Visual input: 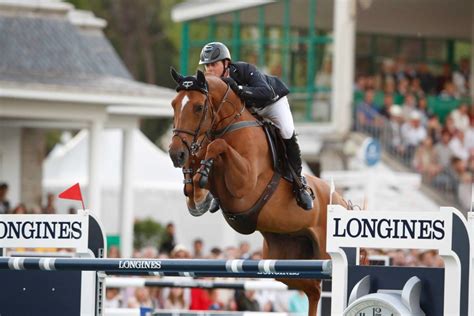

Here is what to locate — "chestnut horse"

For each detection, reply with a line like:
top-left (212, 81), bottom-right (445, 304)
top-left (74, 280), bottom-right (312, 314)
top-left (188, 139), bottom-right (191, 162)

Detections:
top-left (168, 69), bottom-right (347, 316)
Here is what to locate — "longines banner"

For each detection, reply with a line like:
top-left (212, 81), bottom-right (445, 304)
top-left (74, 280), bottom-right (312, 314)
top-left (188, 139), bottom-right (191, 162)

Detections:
top-left (0, 214), bottom-right (89, 250)
top-left (326, 205), bottom-right (453, 252)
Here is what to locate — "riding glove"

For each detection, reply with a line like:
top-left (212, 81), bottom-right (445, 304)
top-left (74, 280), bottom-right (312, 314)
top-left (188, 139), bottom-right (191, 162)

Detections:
top-left (222, 77), bottom-right (242, 96)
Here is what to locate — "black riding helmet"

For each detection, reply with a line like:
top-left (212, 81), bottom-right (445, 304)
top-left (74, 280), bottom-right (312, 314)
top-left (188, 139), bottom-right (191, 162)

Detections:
top-left (199, 42), bottom-right (231, 65)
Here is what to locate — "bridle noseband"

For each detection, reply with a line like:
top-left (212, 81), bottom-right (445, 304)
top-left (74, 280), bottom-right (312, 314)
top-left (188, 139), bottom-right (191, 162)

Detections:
top-left (172, 83), bottom-right (242, 157)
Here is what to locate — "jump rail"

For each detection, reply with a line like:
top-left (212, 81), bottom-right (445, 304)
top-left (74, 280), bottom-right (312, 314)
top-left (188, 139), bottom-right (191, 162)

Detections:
top-left (0, 257), bottom-right (332, 278)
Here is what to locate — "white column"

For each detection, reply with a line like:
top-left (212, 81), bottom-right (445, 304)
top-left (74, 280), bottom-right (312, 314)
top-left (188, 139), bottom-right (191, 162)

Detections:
top-left (88, 120), bottom-right (103, 218)
top-left (120, 128), bottom-right (135, 258)
top-left (331, 0), bottom-right (356, 135)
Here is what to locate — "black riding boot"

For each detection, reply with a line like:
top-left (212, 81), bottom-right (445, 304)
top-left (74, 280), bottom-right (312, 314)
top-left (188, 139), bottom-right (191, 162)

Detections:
top-left (284, 133), bottom-right (314, 210)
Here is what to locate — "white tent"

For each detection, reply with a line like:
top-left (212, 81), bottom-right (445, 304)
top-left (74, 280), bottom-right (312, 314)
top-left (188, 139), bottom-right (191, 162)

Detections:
top-left (43, 129), bottom-right (263, 253)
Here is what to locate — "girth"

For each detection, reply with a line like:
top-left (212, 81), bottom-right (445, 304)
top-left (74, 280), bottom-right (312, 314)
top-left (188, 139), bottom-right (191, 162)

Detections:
top-left (220, 171), bottom-right (281, 235)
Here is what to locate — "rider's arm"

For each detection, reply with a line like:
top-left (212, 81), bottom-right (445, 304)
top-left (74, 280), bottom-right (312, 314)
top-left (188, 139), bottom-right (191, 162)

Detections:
top-left (231, 63), bottom-right (276, 101)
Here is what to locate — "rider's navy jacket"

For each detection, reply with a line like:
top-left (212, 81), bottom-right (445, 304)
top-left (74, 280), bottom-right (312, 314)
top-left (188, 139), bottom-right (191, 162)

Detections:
top-left (229, 62), bottom-right (290, 109)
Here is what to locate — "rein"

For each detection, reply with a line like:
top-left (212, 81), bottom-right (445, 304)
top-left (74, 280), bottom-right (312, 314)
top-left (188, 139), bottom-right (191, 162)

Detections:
top-left (172, 82), bottom-right (257, 193)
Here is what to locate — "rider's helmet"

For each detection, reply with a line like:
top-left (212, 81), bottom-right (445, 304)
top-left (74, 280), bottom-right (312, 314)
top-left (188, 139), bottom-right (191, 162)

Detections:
top-left (199, 42), bottom-right (231, 65)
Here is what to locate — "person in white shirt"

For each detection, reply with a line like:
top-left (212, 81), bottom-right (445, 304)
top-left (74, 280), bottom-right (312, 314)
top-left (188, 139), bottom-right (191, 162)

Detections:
top-left (464, 117), bottom-right (474, 151)
top-left (450, 103), bottom-right (470, 132)
top-left (402, 111), bottom-right (427, 147)
top-left (449, 130), bottom-right (470, 162)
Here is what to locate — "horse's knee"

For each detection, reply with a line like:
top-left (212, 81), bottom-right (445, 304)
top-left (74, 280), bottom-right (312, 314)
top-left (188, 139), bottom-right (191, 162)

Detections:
top-left (206, 139), bottom-right (227, 158)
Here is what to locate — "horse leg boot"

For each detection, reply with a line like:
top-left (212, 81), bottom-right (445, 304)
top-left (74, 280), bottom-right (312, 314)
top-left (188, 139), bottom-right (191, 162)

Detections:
top-left (284, 133), bottom-right (315, 210)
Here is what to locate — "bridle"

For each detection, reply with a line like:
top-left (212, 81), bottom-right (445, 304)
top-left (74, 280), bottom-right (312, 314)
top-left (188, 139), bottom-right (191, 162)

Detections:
top-left (172, 83), bottom-right (244, 158)
top-left (172, 82), bottom-right (245, 194)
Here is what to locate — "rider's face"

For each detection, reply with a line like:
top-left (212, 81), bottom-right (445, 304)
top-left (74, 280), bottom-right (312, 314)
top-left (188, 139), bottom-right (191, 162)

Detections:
top-left (204, 61), bottom-right (226, 77)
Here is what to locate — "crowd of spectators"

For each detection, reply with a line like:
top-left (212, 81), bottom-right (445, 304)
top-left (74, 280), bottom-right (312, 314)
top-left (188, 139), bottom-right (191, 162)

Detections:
top-left (355, 57), bottom-right (473, 209)
top-left (0, 182), bottom-right (73, 215)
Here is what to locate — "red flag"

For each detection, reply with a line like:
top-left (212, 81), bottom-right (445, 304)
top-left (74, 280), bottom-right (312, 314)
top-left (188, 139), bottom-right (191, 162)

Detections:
top-left (58, 183), bottom-right (85, 210)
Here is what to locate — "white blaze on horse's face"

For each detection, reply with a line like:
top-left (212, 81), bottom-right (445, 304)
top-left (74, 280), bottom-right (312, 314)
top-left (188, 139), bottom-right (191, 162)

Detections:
top-left (181, 95), bottom-right (189, 111)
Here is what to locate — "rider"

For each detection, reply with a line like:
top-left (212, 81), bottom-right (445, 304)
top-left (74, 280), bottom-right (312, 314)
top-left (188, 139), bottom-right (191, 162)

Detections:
top-left (199, 42), bottom-right (314, 210)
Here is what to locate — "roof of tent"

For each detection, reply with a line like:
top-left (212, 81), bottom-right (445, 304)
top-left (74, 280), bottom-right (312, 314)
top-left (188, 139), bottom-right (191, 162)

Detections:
top-left (43, 129), bottom-right (182, 189)
top-left (172, 0), bottom-right (473, 40)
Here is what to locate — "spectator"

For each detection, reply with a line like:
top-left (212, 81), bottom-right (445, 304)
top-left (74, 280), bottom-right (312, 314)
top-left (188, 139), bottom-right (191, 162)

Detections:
top-left (141, 246), bottom-right (158, 259)
top-left (418, 250), bottom-right (440, 267)
top-left (433, 130), bottom-right (454, 168)
top-left (354, 75), bottom-right (367, 92)
top-left (42, 193), bottom-right (56, 214)
top-left (417, 63), bottom-right (436, 94)
top-left (396, 77), bottom-right (410, 96)
top-left (378, 94), bottom-right (394, 119)
top-left (426, 114), bottom-right (442, 143)
top-left (453, 58), bottom-right (470, 97)
top-left (159, 222), bottom-right (176, 255)
top-left (433, 156), bottom-right (466, 194)
top-left (409, 78), bottom-right (425, 99)
top-left (450, 103), bottom-right (470, 132)
top-left (436, 63), bottom-right (453, 94)
top-left (127, 288), bottom-right (153, 308)
top-left (416, 97), bottom-right (430, 126)
top-left (444, 116), bottom-right (457, 136)
top-left (464, 116), bottom-right (474, 151)
top-left (224, 246), bottom-right (239, 259)
top-left (386, 105), bottom-right (405, 154)
top-left (239, 241), bottom-right (251, 259)
top-left (12, 203), bottom-right (28, 214)
top-left (190, 287), bottom-right (211, 310)
top-left (0, 182), bottom-right (10, 214)
top-left (235, 290), bottom-right (260, 311)
top-left (377, 58), bottom-right (396, 90)
top-left (193, 238), bottom-right (204, 258)
top-left (107, 246), bottom-right (121, 258)
top-left (449, 130), bottom-right (469, 162)
top-left (164, 287), bottom-right (188, 310)
top-left (209, 247), bottom-right (223, 259)
top-left (288, 290), bottom-right (309, 315)
top-left (439, 81), bottom-right (459, 100)
top-left (170, 244), bottom-right (191, 259)
top-left (104, 287), bottom-right (123, 308)
top-left (401, 111), bottom-right (427, 158)
top-left (356, 89), bottom-right (384, 136)
top-left (401, 94), bottom-right (417, 121)
top-left (413, 137), bottom-right (441, 179)
top-left (208, 289), bottom-right (225, 310)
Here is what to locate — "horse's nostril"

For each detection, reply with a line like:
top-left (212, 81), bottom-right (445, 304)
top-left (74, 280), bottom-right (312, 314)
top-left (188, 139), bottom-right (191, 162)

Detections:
top-left (179, 151), bottom-right (185, 161)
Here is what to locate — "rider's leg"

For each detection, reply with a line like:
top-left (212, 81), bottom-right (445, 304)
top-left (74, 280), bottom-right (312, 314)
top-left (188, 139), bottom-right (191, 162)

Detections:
top-left (254, 97), bottom-right (314, 210)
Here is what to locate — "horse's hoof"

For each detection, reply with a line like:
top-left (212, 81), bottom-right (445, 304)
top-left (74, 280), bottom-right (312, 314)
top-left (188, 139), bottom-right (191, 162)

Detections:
top-left (198, 175), bottom-right (208, 188)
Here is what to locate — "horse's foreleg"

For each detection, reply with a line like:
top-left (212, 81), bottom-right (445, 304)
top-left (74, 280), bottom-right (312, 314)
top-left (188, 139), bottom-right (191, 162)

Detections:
top-left (198, 139), bottom-right (257, 198)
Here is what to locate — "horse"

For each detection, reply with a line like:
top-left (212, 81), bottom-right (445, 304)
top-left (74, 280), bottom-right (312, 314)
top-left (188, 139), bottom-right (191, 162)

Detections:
top-left (168, 68), bottom-right (348, 316)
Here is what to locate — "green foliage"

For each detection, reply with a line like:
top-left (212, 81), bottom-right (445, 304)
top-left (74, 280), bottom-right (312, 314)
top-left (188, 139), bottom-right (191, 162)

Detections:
top-left (133, 217), bottom-right (164, 250)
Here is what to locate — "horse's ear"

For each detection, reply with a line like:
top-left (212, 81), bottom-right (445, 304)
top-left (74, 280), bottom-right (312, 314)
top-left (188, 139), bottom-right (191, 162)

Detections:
top-left (170, 67), bottom-right (183, 84)
top-left (196, 70), bottom-right (206, 87)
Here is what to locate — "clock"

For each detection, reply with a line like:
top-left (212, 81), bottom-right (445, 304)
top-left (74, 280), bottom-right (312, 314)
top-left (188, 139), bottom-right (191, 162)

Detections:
top-left (343, 276), bottom-right (425, 316)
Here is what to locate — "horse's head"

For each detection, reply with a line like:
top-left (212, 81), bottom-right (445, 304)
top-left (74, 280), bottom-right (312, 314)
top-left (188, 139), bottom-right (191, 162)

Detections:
top-left (168, 67), bottom-right (237, 168)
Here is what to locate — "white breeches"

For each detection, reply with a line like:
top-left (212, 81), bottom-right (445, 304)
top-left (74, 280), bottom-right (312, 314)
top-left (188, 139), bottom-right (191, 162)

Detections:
top-left (253, 96), bottom-right (295, 139)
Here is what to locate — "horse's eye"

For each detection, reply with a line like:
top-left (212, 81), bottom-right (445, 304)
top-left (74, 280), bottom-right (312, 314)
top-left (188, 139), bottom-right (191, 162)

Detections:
top-left (195, 104), bottom-right (204, 113)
